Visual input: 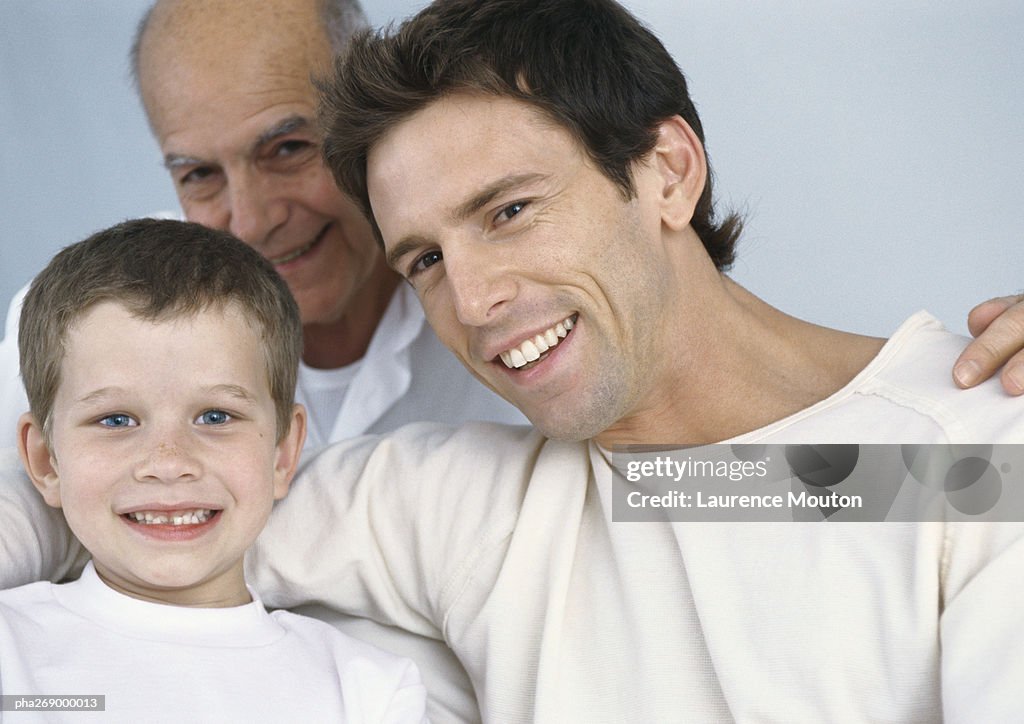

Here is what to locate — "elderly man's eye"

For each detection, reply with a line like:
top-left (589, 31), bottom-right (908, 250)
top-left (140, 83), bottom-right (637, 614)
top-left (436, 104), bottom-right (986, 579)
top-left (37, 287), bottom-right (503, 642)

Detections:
top-left (275, 139), bottom-right (313, 157)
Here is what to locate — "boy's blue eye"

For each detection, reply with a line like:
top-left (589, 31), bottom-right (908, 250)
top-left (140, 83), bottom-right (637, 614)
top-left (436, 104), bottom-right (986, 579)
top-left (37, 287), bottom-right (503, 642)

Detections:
top-left (99, 414), bottom-right (136, 428)
top-left (196, 410), bottom-right (231, 425)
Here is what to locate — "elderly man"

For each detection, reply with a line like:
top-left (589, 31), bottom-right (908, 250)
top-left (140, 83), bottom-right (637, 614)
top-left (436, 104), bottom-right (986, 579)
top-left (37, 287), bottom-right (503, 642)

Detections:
top-left (1, 1), bottom-right (1023, 722)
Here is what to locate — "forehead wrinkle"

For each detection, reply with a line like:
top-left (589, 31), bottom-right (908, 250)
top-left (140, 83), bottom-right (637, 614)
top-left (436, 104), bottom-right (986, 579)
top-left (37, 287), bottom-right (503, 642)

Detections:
top-left (139, 1), bottom-right (331, 129)
top-left (143, 0), bottom-right (326, 63)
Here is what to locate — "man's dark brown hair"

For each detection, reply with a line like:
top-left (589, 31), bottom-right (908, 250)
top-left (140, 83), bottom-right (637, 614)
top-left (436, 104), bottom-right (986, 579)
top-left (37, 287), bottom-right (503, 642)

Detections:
top-left (319, 0), bottom-right (742, 269)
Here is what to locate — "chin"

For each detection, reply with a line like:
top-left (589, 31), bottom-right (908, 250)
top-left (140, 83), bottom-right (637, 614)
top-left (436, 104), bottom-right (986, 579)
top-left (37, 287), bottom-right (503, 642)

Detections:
top-left (528, 411), bottom-right (605, 442)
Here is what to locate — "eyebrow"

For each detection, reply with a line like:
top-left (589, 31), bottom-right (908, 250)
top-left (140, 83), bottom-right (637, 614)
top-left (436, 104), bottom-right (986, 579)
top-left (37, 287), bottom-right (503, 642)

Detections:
top-left (164, 153), bottom-right (204, 171)
top-left (75, 386), bottom-right (128, 406)
top-left (451, 172), bottom-right (547, 223)
top-left (253, 114), bottom-right (311, 151)
top-left (385, 172), bottom-right (548, 270)
top-left (162, 114), bottom-right (313, 170)
top-left (203, 383), bottom-right (259, 402)
top-left (74, 384), bottom-right (259, 406)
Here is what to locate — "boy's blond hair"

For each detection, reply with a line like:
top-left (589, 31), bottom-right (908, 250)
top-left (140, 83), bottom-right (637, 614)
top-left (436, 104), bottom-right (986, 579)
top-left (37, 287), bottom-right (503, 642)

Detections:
top-left (19, 218), bottom-right (303, 440)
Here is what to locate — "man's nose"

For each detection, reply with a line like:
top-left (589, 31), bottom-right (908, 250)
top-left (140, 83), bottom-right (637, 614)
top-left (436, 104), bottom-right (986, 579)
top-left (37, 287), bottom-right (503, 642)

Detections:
top-left (444, 243), bottom-right (518, 328)
top-left (226, 171), bottom-right (289, 248)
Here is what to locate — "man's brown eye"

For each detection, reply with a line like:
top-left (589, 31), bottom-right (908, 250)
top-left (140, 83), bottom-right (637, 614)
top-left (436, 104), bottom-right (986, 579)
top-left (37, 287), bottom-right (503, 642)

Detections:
top-left (412, 251), bottom-right (443, 275)
top-left (496, 202), bottom-right (527, 223)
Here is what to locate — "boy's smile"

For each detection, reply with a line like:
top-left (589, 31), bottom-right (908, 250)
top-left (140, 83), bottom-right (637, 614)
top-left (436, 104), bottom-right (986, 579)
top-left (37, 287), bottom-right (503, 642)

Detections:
top-left (22, 301), bottom-right (304, 607)
top-left (121, 507), bottom-right (220, 540)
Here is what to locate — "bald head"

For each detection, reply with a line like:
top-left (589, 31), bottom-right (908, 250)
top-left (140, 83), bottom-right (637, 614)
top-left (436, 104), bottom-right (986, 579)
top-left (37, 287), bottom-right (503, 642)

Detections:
top-left (132, 0), bottom-right (367, 121)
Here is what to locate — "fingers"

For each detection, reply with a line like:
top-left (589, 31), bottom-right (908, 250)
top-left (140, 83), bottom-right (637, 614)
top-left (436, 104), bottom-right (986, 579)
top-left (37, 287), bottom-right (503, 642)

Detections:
top-left (954, 294), bottom-right (1024, 395)
top-left (999, 349), bottom-right (1024, 395)
top-left (966, 295), bottom-right (1020, 338)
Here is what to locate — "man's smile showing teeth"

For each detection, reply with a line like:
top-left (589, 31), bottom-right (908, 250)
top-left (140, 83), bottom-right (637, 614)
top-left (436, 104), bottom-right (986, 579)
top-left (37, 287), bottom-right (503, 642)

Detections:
top-left (268, 225), bottom-right (328, 265)
top-left (499, 314), bottom-right (576, 369)
top-left (125, 509), bottom-right (217, 526)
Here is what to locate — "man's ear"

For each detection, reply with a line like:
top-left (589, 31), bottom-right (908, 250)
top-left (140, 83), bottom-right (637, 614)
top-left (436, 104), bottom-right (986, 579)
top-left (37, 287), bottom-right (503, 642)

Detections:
top-left (272, 404), bottom-right (307, 500)
top-left (652, 115), bottom-right (708, 231)
top-left (17, 412), bottom-right (62, 509)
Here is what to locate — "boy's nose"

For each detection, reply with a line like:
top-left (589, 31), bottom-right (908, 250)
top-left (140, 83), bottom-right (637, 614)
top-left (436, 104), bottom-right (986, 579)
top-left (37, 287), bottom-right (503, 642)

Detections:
top-left (133, 437), bottom-right (201, 484)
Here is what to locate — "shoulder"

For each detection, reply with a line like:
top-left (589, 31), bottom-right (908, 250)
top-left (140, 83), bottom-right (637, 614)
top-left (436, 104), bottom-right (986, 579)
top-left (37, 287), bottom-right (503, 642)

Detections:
top-left (301, 421), bottom-right (551, 487)
top-left (272, 608), bottom-right (416, 669)
top-left (0, 580), bottom-right (56, 605)
top-left (270, 422), bottom-right (590, 586)
top-left (861, 312), bottom-right (1023, 442)
top-left (0, 580), bottom-right (59, 622)
top-left (294, 421), bottom-right (574, 531)
top-left (301, 421), bottom-right (589, 514)
top-left (268, 609), bottom-right (425, 700)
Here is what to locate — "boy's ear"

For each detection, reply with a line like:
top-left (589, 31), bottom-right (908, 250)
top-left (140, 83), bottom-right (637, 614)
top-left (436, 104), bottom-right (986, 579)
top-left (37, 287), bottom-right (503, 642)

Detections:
top-left (272, 404), bottom-right (307, 500)
top-left (652, 115), bottom-right (708, 231)
top-left (17, 412), bottom-right (62, 509)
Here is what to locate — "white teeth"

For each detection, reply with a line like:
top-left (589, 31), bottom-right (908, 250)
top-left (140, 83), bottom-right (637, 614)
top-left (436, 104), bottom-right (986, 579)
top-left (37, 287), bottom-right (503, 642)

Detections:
top-left (128, 509), bottom-right (213, 526)
top-left (498, 315), bottom-right (576, 369)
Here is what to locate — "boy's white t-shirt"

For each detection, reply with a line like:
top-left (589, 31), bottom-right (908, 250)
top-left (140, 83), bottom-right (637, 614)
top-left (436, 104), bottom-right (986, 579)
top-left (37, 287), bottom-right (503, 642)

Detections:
top-left (0, 562), bottom-right (427, 723)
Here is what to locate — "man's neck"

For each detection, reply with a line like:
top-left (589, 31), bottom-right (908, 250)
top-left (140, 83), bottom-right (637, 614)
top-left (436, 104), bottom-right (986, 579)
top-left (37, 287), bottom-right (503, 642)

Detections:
top-left (301, 266), bottom-right (401, 370)
top-left (598, 276), bottom-right (885, 448)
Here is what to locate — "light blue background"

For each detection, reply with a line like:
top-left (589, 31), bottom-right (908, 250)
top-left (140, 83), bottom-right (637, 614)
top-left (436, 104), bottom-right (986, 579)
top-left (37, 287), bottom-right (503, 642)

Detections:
top-left (2, 1), bottom-right (1021, 337)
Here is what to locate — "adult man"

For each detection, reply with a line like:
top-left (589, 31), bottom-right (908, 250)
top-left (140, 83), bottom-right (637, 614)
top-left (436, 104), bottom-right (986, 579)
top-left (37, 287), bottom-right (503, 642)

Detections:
top-left (256, 0), bottom-right (1017, 719)
top-left (0, 0), bottom-right (1023, 722)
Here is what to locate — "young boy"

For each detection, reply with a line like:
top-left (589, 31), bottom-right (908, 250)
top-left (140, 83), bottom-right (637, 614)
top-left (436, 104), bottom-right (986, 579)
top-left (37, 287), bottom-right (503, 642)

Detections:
top-left (0, 219), bottom-right (427, 722)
